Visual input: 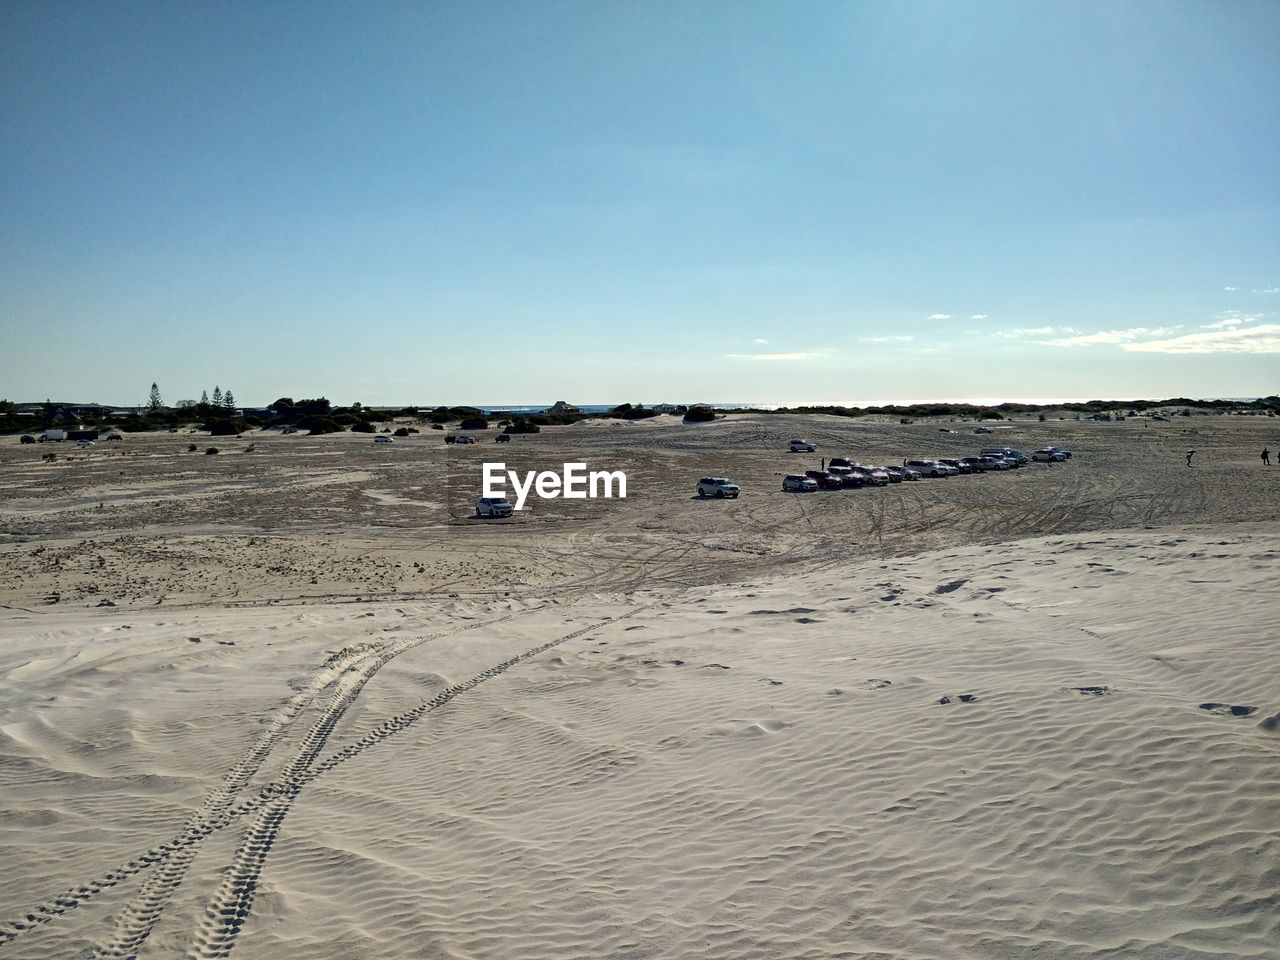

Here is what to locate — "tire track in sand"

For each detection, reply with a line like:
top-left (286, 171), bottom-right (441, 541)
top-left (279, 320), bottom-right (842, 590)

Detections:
top-left (183, 601), bottom-right (657, 960)
top-left (0, 612), bottom-right (520, 954)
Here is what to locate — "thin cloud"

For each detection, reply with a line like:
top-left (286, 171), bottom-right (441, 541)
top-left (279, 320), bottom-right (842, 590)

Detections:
top-left (858, 335), bottom-right (915, 343)
top-left (1045, 326), bottom-right (1181, 347)
top-left (727, 351), bottom-right (824, 361)
top-left (927, 313), bottom-right (951, 320)
top-left (751, 338), bottom-right (769, 344)
top-left (970, 314), bottom-right (989, 321)
top-left (1223, 286), bottom-right (1239, 292)
top-left (996, 326), bottom-right (1073, 338)
top-left (1122, 324), bottom-right (1280, 354)
top-left (1253, 287), bottom-right (1280, 294)
top-left (1200, 317), bottom-right (1245, 330)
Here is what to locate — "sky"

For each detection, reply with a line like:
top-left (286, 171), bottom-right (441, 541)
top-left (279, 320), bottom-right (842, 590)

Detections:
top-left (2, 0), bottom-right (1278, 407)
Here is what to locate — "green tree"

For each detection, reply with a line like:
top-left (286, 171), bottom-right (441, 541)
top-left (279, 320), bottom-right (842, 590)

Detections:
top-left (212, 386), bottom-right (223, 407)
top-left (147, 382), bottom-right (163, 412)
top-left (222, 389), bottom-right (236, 412)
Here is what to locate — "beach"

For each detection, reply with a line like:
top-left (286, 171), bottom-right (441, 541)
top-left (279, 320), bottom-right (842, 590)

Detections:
top-left (1, 413), bottom-right (1277, 959)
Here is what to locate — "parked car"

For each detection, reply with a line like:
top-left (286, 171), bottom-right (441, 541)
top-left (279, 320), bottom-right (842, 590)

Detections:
top-left (373, 435), bottom-right (393, 444)
top-left (860, 465), bottom-right (891, 486)
top-left (979, 455), bottom-right (1011, 470)
top-left (496, 434), bottom-right (511, 442)
top-left (974, 426), bottom-right (993, 434)
top-left (697, 477), bottom-right (741, 498)
top-left (899, 417), bottom-right (914, 424)
top-left (106, 433), bottom-right (123, 441)
top-left (903, 458), bottom-right (949, 478)
top-left (938, 458), bottom-right (972, 474)
top-left (981, 446), bottom-right (1028, 465)
top-left (828, 456), bottom-right (855, 470)
top-left (782, 474), bottom-right (819, 492)
top-left (76, 439), bottom-right (95, 448)
top-left (475, 496), bottom-right (514, 518)
top-left (959, 456), bottom-right (992, 471)
top-left (19, 435), bottom-right (35, 444)
top-left (898, 466), bottom-right (922, 480)
top-left (879, 465), bottom-right (904, 483)
top-left (456, 435), bottom-right (476, 444)
top-left (826, 466), bottom-right (863, 488)
top-left (1045, 446), bottom-right (1073, 459)
top-left (789, 439), bottom-right (817, 452)
top-left (803, 469), bottom-right (844, 490)
top-left (1032, 448), bottom-right (1068, 462)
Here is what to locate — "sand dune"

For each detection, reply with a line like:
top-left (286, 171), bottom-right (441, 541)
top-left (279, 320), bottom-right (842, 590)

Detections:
top-left (1, 522), bottom-right (1276, 959)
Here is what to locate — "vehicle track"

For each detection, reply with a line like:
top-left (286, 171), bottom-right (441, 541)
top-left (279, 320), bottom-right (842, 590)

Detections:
top-left (0, 612), bottom-right (521, 955)
top-left (182, 600), bottom-right (658, 959)
top-left (0, 602), bottom-right (653, 958)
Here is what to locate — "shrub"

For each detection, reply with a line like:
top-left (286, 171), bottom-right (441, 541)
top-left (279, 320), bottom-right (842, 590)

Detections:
top-left (393, 427), bottom-right (412, 437)
top-left (458, 416), bottom-right (488, 430)
top-left (299, 415), bottom-right (343, 435)
top-left (187, 443), bottom-right (197, 452)
top-left (205, 447), bottom-right (219, 455)
top-left (351, 421), bottom-right (375, 433)
top-left (206, 418), bottom-right (247, 436)
top-left (431, 423), bottom-right (444, 430)
top-left (683, 407), bottom-right (716, 423)
top-left (505, 417), bottom-right (540, 434)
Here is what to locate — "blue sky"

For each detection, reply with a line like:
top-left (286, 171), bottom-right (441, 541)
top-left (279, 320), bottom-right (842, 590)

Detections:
top-left (2, 1), bottom-right (1277, 406)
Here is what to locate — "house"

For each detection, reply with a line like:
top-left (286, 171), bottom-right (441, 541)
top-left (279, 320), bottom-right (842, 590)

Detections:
top-left (650, 403), bottom-right (679, 413)
top-left (546, 400), bottom-right (581, 415)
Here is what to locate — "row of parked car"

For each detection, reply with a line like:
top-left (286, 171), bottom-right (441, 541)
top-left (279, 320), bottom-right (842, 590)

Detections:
top-left (691, 445), bottom-right (1072, 498)
top-left (779, 446), bottom-right (1071, 492)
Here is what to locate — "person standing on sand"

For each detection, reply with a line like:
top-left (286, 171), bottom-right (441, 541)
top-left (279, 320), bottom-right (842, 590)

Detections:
top-left (1186, 450), bottom-right (1195, 467)
top-left (1264, 448), bottom-right (1271, 466)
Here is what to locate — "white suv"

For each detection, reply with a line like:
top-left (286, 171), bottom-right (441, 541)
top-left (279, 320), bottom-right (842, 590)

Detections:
top-left (697, 477), bottom-right (741, 498)
top-left (789, 439), bottom-right (816, 452)
top-left (475, 496), bottom-right (514, 518)
top-left (903, 458), bottom-right (949, 478)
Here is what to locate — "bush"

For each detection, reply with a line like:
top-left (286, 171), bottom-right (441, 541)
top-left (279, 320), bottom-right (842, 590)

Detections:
top-left (458, 416), bottom-right (488, 430)
top-left (505, 417), bottom-right (540, 434)
top-left (683, 407), bottom-right (717, 423)
top-left (205, 447), bottom-right (219, 455)
top-left (188, 443), bottom-right (198, 452)
top-left (206, 418), bottom-right (247, 436)
top-left (393, 427), bottom-right (414, 437)
top-left (299, 415), bottom-right (343, 435)
top-left (431, 423), bottom-right (444, 430)
top-left (351, 421), bottom-right (375, 433)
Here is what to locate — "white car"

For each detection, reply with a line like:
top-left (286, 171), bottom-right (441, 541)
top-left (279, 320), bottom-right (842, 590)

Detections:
top-left (475, 496), bottom-right (513, 518)
top-left (1032, 448), bottom-right (1067, 462)
top-left (76, 439), bottom-right (95, 448)
top-left (903, 458), bottom-right (949, 478)
top-left (373, 435), bottom-right (394, 444)
top-left (456, 435), bottom-right (476, 444)
top-left (1045, 446), bottom-right (1073, 459)
top-left (789, 439), bottom-right (817, 452)
top-left (782, 474), bottom-right (818, 492)
top-left (697, 477), bottom-right (740, 498)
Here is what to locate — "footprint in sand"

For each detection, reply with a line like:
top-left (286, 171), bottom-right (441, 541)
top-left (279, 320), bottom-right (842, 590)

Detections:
top-left (937, 694), bottom-right (979, 704)
top-left (933, 579), bottom-right (968, 594)
top-left (1199, 702), bottom-right (1258, 717)
top-left (1072, 685), bottom-right (1112, 696)
top-left (760, 677), bottom-right (783, 686)
top-left (864, 679), bottom-right (892, 689)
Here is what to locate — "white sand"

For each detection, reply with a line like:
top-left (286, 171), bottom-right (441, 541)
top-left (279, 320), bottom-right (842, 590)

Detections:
top-left (2, 523), bottom-right (1277, 959)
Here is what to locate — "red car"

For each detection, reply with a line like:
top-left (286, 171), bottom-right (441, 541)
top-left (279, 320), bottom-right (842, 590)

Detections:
top-left (804, 469), bottom-right (844, 490)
